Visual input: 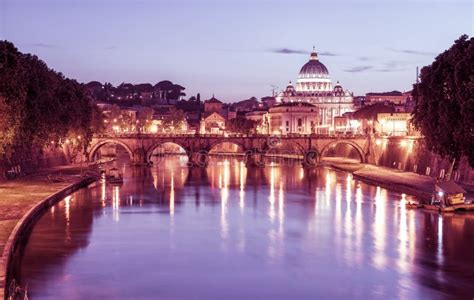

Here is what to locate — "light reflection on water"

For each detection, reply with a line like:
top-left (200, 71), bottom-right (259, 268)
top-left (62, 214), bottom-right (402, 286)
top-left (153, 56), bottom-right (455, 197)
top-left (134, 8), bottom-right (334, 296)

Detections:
top-left (17, 156), bottom-right (474, 299)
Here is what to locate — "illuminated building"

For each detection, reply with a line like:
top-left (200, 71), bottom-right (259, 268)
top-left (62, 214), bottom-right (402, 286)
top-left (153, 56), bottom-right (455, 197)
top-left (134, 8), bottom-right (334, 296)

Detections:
top-left (275, 47), bottom-right (355, 133)
top-left (200, 112), bottom-right (226, 134)
top-left (268, 102), bottom-right (318, 135)
top-left (376, 112), bottom-right (415, 136)
top-left (204, 96), bottom-right (223, 113)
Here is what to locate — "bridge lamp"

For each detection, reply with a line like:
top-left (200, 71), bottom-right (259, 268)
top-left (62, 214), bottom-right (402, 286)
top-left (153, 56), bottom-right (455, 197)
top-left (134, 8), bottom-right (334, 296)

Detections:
top-left (150, 124), bottom-right (158, 133)
top-left (400, 140), bottom-right (407, 147)
top-left (375, 139), bottom-right (382, 146)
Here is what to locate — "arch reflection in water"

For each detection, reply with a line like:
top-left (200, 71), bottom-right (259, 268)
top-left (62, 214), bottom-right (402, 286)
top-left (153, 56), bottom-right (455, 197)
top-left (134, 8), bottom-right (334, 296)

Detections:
top-left (17, 156), bottom-right (474, 299)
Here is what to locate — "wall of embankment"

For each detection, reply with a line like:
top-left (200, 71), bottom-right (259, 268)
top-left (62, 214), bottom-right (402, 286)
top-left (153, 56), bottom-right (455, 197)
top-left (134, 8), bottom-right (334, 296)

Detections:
top-left (0, 176), bottom-right (96, 299)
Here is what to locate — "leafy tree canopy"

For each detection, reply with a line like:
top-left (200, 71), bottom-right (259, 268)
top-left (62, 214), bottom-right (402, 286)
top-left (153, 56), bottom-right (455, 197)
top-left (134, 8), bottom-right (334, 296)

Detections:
top-left (412, 34), bottom-right (474, 167)
top-left (227, 117), bottom-right (257, 134)
top-left (0, 40), bottom-right (99, 160)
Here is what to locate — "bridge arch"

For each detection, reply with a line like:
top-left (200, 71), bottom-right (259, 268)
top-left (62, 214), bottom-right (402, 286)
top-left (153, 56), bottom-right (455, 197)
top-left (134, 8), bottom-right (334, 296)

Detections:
top-left (208, 140), bottom-right (246, 153)
top-left (146, 141), bottom-right (190, 164)
top-left (88, 139), bottom-right (134, 162)
top-left (265, 139), bottom-right (307, 156)
top-left (320, 140), bottom-right (366, 163)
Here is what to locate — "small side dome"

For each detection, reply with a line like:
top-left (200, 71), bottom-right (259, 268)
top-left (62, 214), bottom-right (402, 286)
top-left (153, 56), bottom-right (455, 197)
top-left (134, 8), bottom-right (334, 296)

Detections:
top-left (334, 81), bottom-right (344, 96)
top-left (286, 81), bottom-right (295, 90)
top-left (285, 81), bottom-right (295, 95)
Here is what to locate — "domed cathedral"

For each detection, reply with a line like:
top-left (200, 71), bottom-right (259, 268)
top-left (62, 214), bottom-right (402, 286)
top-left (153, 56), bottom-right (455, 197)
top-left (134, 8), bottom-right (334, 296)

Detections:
top-left (275, 47), bottom-right (354, 134)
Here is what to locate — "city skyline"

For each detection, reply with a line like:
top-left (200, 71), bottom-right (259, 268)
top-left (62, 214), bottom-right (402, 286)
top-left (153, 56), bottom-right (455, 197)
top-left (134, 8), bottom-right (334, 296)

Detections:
top-left (1, 0), bottom-right (472, 101)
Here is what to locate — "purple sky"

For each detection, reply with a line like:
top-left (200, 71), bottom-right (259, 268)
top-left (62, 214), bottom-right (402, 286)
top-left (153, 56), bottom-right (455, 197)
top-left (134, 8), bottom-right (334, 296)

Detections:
top-left (1, 0), bottom-right (472, 102)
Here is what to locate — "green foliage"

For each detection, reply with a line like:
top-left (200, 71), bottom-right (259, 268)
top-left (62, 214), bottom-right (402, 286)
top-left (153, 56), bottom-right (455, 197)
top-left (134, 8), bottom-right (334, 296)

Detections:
top-left (137, 107), bottom-right (154, 132)
top-left (227, 117), bottom-right (257, 134)
top-left (162, 109), bottom-right (186, 130)
top-left (0, 40), bottom-right (97, 159)
top-left (154, 80), bottom-right (186, 100)
top-left (412, 35), bottom-right (474, 167)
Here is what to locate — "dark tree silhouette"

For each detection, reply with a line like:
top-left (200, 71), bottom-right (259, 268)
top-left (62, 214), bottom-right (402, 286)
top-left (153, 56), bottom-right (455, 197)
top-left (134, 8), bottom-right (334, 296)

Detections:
top-left (0, 40), bottom-right (98, 159)
top-left (227, 117), bottom-right (257, 134)
top-left (412, 35), bottom-right (474, 171)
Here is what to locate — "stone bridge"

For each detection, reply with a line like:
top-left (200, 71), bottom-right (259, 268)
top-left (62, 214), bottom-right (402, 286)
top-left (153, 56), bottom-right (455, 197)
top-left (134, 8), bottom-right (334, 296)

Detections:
top-left (87, 134), bottom-right (380, 167)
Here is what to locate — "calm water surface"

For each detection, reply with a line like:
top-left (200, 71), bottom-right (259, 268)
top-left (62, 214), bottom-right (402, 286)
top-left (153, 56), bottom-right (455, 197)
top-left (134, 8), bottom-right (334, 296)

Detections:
top-left (18, 157), bottom-right (474, 299)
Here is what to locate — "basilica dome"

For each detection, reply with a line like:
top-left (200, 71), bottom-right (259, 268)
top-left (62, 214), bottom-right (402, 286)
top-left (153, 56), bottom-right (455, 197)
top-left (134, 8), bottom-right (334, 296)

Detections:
top-left (298, 51), bottom-right (329, 79)
top-left (296, 48), bottom-right (332, 93)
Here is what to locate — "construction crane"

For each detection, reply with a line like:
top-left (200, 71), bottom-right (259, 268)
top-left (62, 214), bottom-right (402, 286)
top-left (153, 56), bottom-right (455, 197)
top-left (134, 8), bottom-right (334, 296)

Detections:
top-left (270, 85), bottom-right (279, 97)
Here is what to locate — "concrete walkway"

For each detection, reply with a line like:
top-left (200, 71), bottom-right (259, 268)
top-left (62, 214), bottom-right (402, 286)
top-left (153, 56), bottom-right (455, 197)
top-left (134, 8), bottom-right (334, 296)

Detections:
top-left (0, 165), bottom-right (97, 298)
top-left (0, 166), bottom-right (91, 254)
top-left (327, 161), bottom-right (436, 199)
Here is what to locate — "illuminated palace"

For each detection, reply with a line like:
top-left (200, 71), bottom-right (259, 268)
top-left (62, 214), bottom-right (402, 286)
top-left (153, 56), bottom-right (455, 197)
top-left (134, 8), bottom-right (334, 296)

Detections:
top-left (274, 47), bottom-right (354, 134)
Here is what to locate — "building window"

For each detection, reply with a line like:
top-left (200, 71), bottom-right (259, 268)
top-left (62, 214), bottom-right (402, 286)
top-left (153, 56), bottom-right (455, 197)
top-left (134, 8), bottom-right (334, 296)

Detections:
top-left (298, 119), bottom-right (302, 126)
top-left (286, 121), bottom-right (289, 126)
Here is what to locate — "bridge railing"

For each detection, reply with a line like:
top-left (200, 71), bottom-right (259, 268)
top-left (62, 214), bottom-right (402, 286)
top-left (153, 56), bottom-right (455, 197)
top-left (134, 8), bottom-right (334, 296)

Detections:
top-left (93, 132), bottom-right (373, 139)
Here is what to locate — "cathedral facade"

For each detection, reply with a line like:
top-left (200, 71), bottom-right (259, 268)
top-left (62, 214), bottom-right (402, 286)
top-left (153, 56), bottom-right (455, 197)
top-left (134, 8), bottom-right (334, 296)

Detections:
top-left (275, 48), bottom-right (355, 134)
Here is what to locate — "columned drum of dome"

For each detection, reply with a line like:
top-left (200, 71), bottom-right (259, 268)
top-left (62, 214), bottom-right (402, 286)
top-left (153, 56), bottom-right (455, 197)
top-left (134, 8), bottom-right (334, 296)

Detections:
top-left (296, 50), bottom-right (332, 93)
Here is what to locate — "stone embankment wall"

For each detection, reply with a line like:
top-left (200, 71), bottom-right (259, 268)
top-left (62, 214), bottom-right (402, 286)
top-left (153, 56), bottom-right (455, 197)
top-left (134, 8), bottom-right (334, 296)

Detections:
top-left (0, 145), bottom-right (76, 179)
top-left (375, 139), bottom-right (473, 186)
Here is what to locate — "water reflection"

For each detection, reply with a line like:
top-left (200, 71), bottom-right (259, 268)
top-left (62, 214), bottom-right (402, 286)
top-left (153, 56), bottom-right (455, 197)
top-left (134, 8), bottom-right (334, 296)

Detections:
top-left (17, 156), bottom-right (474, 299)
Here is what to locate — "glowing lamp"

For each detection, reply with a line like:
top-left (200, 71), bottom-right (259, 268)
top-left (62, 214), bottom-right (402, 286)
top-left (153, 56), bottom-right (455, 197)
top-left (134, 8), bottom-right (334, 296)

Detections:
top-left (350, 120), bottom-right (360, 128)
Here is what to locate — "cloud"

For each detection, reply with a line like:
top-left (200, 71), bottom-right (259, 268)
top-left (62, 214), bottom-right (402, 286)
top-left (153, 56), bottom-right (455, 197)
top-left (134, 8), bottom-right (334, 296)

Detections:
top-left (376, 68), bottom-right (402, 72)
top-left (389, 48), bottom-right (435, 56)
top-left (344, 66), bottom-right (373, 73)
top-left (358, 56), bottom-right (372, 61)
top-left (318, 51), bottom-right (338, 57)
top-left (29, 42), bottom-right (55, 48)
top-left (270, 48), bottom-right (307, 54)
top-left (269, 48), bottom-right (339, 56)
top-left (375, 60), bottom-right (411, 72)
top-left (105, 45), bottom-right (118, 50)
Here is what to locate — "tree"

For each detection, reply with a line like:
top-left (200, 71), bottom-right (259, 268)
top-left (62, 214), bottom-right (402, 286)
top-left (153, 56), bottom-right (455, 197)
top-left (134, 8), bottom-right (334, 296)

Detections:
top-left (0, 40), bottom-right (95, 160)
top-left (137, 107), bottom-right (154, 132)
top-left (412, 35), bottom-right (474, 172)
top-left (227, 117), bottom-right (257, 134)
top-left (162, 109), bottom-right (186, 132)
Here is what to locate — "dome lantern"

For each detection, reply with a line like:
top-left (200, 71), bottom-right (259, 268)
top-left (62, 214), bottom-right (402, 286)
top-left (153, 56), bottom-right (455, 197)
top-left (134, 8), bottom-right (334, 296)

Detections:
top-left (309, 46), bottom-right (318, 61)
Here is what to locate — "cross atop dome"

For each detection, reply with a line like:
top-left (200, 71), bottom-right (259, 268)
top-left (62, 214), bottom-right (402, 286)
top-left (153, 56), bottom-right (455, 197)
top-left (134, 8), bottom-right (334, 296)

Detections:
top-left (310, 46), bottom-right (318, 61)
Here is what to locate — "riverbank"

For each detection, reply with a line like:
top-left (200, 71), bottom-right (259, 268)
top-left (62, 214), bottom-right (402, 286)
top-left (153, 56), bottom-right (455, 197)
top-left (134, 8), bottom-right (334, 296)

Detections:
top-left (0, 165), bottom-right (98, 299)
top-left (327, 161), bottom-right (434, 200)
top-left (326, 161), bottom-right (474, 202)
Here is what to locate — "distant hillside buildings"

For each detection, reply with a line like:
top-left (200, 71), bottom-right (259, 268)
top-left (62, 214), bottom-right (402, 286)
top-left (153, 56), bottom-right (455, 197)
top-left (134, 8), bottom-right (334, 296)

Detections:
top-left (86, 50), bottom-right (415, 137)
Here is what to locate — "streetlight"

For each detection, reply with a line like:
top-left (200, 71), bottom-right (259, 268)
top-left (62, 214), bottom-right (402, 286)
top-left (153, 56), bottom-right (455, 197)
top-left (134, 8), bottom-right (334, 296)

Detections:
top-left (379, 119), bottom-right (386, 135)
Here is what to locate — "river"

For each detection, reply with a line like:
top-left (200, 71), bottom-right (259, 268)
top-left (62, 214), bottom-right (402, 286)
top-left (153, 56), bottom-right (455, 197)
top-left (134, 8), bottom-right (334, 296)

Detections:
top-left (17, 156), bottom-right (474, 299)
